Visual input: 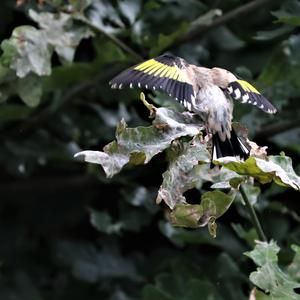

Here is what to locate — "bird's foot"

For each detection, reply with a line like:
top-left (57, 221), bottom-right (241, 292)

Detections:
top-left (201, 132), bottom-right (212, 144)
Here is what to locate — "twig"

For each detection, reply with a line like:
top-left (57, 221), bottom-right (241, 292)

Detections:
top-left (256, 120), bottom-right (300, 139)
top-left (170, 0), bottom-right (274, 49)
top-left (77, 15), bottom-right (143, 62)
top-left (240, 184), bottom-right (267, 242)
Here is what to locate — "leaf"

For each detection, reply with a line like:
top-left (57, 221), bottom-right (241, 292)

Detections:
top-left (74, 107), bottom-right (204, 178)
top-left (0, 104), bottom-right (32, 122)
top-left (287, 244), bottom-right (300, 281)
top-left (29, 9), bottom-right (93, 64)
top-left (68, 0), bottom-right (92, 12)
top-left (17, 74), bottom-right (42, 107)
top-left (215, 155), bottom-right (300, 190)
top-left (90, 210), bottom-right (122, 235)
top-left (245, 240), bottom-right (300, 299)
top-left (189, 8), bottom-right (222, 28)
top-left (231, 223), bottom-right (257, 247)
top-left (258, 35), bottom-right (300, 90)
top-left (170, 204), bottom-right (203, 228)
top-left (239, 182), bottom-right (261, 206)
top-left (254, 26), bottom-right (295, 41)
top-left (272, 0), bottom-right (300, 26)
top-left (0, 272), bottom-right (42, 300)
top-left (170, 190), bottom-right (236, 236)
top-left (90, 207), bottom-right (152, 234)
top-left (55, 240), bottom-right (142, 283)
top-left (149, 22), bottom-right (189, 56)
top-left (142, 274), bottom-right (224, 300)
top-left (1, 26), bottom-right (52, 77)
top-left (86, 0), bottom-right (125, 34)
top-left (201, 190), bottom-right (236, 220)
top-left (156, 137), bottom-right (210, 209)
top-left (210, 26), bottom-right (245, 51)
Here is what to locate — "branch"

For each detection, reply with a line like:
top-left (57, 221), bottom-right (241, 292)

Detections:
top-left (169, 0), bottom-right (274, 49)
top-left (256, 120), bottom-right (300, 139)
top-left (77, 15), bottom-right (144, 62)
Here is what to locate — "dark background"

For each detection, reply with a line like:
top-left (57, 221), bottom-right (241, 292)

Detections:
top-left (0, 0), bottom-right (300, 299)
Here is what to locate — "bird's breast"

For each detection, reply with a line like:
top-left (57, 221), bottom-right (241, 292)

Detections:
top-left (192, 85), bottom-right (233, 141)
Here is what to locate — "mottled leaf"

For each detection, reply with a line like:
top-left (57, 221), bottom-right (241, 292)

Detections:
top-left (75, 107), bottom-right (204, 178)
top-left (17, 74), bottom-right (42, 107)
top-left (156, 137), bottom-right (210, 209)
top-left (0, 25), bottom-right (51, 77)
top-left (245, 240), bottom-right (300, 299)
top-left (287, 244), bottom-right (300, 281)
top-left (29, 9), bottom-right (93, 64)
top-left (216, 155), bottom-right (300, 190)
top-left (170, 204), bottom-right (203, 228)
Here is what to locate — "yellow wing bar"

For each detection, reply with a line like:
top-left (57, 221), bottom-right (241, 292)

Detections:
top-left (109, 54), bottom-right (196, 110)
top-left (236, 79), bottom-right (260, 94)
top-left (134, 59), bottom-right (186, 82)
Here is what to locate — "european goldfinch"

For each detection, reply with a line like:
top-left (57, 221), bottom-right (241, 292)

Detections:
top-left (109, 54), bottom-right (277, 160)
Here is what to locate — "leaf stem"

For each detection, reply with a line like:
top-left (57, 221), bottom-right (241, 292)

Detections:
top-left (240, 184), bottom-right (267, 242)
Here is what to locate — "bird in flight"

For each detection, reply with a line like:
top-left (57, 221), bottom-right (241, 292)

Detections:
top-left (109, 54), bottom-right (277, 160)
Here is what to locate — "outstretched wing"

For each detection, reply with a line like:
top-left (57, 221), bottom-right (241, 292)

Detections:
top-left (227, 79), bottom-right (277, 114)
top-left (109, 54), bottom-right (196, 111)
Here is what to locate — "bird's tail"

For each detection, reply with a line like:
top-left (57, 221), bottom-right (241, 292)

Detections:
top-left (212, 129), bottom-right (250, 161)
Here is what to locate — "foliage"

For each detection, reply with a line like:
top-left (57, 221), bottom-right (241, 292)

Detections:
top-left (0, 0), bottom-right (300, 299)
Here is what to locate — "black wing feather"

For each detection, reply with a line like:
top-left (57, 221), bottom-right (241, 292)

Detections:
top-left (109, 54), bottom-right (196, 108)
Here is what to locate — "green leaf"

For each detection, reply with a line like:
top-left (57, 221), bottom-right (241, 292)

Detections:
top-left (245, 240), bottom-right (300, 299)
top-left (287, 244), bottom-right (300, 281)
top-left (17, 74), bottom-right (42, 107)
top-left (231, 223), bottom-right (257, 247)
top-left (56, 240), bottom-right (142, 283)
top-left (156, 137), bottom-right (210, 208)
top-left (90, 210), bottom-right (122, 235)
top-left (239, 181), bottom-right (261, 205)
top-left (272, 0), bottom-right (300, 26)
top-left (0, 104), bottom-right (32, 122)
top-left (201, 190), bottom-right (236, 220)
top-left (254, 26), bottom-right (295, 41)
top-left (170, 204), bottom-right (203, 228)
top-left (68, 0), bottom-right (92, 11)
top-left (74, 107), bottom-right (204, 178)
top-left (258, 35), bottom-right (300, 91)
top-left (215, 155), bottom-right (300, 190)
top-left (29, 9), bottom-right (93, 64)
top-left (90, 206), bottom-right (152, 235)
top-left (170, 190), bottom-right (235, 235)
top-left (142, 274), bottom-right (224, 300)
top-left (149, 22), bottom-right (189, 57)
top-left (1, 26), bottom-right (52, 77)
top-left (210, 167), bottom-right (244, 189)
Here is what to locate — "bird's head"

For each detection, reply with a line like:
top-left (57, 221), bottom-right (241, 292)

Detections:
top-left (211, 67), bottom-right (237, 88)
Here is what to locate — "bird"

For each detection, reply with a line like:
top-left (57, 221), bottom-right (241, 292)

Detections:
top-left (109, 54), bottom-right (277, 161)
